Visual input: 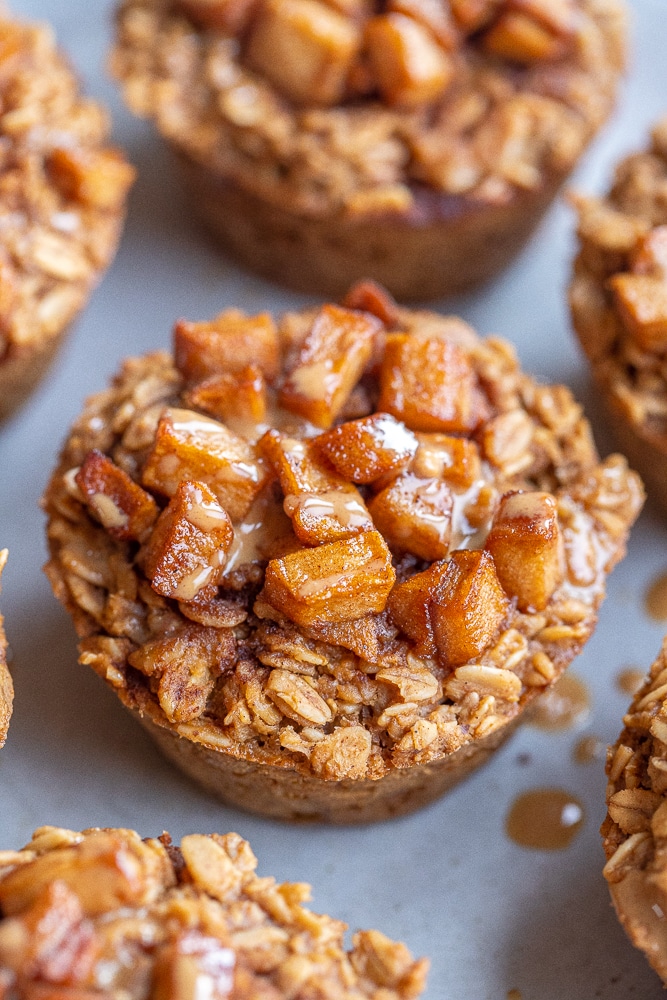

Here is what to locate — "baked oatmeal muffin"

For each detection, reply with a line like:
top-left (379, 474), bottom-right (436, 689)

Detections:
top-left (0, 824), bottom-right (428, 998)
top-left (601, 639), bottom-right (667, 985)
top-left (43, 284), bottom-right (643, 822)
top-left (570, 118), bottom-right (667, 515)
top-left (0, 550), bottom-right (11, 748)
top-left (111, 0), bottom-right (625, 300)
top-left (0, 14), bottom-right (135, 420)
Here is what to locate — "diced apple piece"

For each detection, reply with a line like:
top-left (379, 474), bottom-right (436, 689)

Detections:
top-left (279, 304), bottom-right (379, 429)
top-left (411, 434), bottom-right (481, 490)
top-left (142, 408), bottom-right (270, 521)
top-left (259, 429), bottom-right (350, 494)
top-left (47, 147), bottom-right (136, 210)
top-left (430, 550), bottom-right (508, 667)
top-left (315, 412), bottom-right (417, 483)
top-left (387, 0), bottom-right (459, 50)
top-left (387, 561), bottom-right (449, 655)
top-left (175, 0), bottom-right (259, 33)
top-left (142, 480), bottom-right (234, 601)
top-left (482, 11), bottom-right (568, 63)
top-left (630, 226), bottom-right (667, 279)
top-left (364, 13), bottom-right (455, 108)
top-left (246, 0), bottom-right (361, 106)
top-left (368, 473), bottom-right (453, 561)
top-left (378, 332), bottom-right (482, 433)
top-left (262, 530), bottom-right (395, 626)
top-left (173, 310), bottom-right (279, 382)
top-left (284, 489), bottom-right (373, 545)
top-left (507, 0), bottom-right (575, 37)
top-left (485, 491), bottom-right (562, 612)
top-left (75, 450), bottom-right (158, 542)
top-left (342, 279), bottom-right (400, 326)
top-left (608, 273), bottom-right (667, 352)
top-left (184, 364), bottom-right (267, 433)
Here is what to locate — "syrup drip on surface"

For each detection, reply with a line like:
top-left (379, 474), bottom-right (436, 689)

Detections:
top-left (505, 788), bottom-right (584, 850)
top-left (573, 735), bottom-right (606, 764)
top-left (616, 667), bottom-right (645, 696)
top-left (645, 572), bottom-right (667, 621)
top-left (526, 673), bottom-right (590, 731)
top-left (506, 991), bottom-right (522, 1000)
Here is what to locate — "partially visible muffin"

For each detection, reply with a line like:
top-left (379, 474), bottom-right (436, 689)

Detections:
top-left (112, 0), bottom-right (626, 300)
top-left (0, 15), bottom-right (135, 420)
top-left (43, 286), bottom-right (643, 822)
top-left (0, 824), bottom-right (428, 998)
top-left (602, 639), bottom-right (667, 985)
top-left (570, 119), bottom-right (667, 514)
top-left (0, 550), bottom-right (11, 748)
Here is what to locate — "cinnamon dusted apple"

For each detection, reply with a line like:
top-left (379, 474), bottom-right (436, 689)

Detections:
top-left (43, 286), bottom-right (643, 822)
top-left (602, 641), bottom-right (667, 986)
top-left (111, 0), bottom-right (625, 300)
top-left (570, 118), bottom-right (667, 516)
top-left (0, 14), bottom-right (135, 420)
top-left (0, 825), bottom-right (428, 999)
top-left (0, 550), bottom-right (11, 748)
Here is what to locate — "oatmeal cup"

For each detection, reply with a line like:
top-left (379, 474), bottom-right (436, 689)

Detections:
top-left (111, 0), bottom-right (625, 300)
top-left (0, 14), bottom-right (135, 421)
top-left (601, 639), bottom-right (667, 985)
top-left (43, 284), bottom-right (643, 823)
top-left (0, 825), bottom-right (429, 998)
top-left (569, 118), bottom-right (667, 516)
top-left (0, 550), bottom-right (11, 748)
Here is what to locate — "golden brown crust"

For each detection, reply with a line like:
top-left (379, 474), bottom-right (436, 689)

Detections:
top-left (0, 550), bottom-right (12, 748)
top-left (112, 0), bottom-right (626, 298)
top-left (42, 300), bottom-right (643, 822)
top-left (0, 16), bottom-right (135, 420)
top-left (0, 826), bottom-right (429, 998)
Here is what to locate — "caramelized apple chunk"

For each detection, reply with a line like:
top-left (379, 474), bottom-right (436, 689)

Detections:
top-left (47, 146), bottom-right (136, 211)
top-left (246, 0), bottom-right (361, 107)
top-left (387, 562), bottom-right (448, 655)
top-left (430, 550), bottom-right (509, 667)
top-left (279, 304), bottom-right (380, 428)
top-left (184, 364), bottom-right (267, 432)
top-left (284, 490), bottom-right (373, 545)
top-left (485, 491), bottom-right (562, 612)
top-left (74, 450), bottom-right (158, 542)
top-left (364, 13), bottom-right (455, 109)
top-left (174, 310), bottom-right (279, 382)
top-left (630, 226), bottom-right (667, 279)
top-left (259, 429), bottom-right (350, 494)
top-left (175, 0), bottom-right (259, 33)
top-left (378, 332), bottom-right (483, 433)
top-left (411, 434), bottom-right (481, 489)
top-left (342, 279), bottom-right (399, 327)
top-left (315, 412), bottom-right (417, 483)
top-left (262, 530), bottom-right (395, 626)
top-left (142, 480), bottom-right (234, 601)
top-left (608, 273), bottom-right (667, 352)
top-left (142, 408), bottom-right (269, 521)
top-left (482, 10), bottom-right (570, 63)
top-left (368, 473), bottom-right (453, 561)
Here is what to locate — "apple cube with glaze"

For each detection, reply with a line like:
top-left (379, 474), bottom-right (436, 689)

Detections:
top-left (246, 0), bottom-right (361, 106)
top-left (283, 490), bottom-right (373, 545)
top-left (608, 273), bottom-right (667, 352)
top-left (411, 434), bottom-right (481, 489)
top-left (142, 408), bottom-right (270, 521)
top-left (262, 529), bottom-right (395, 627)
top-left (174, 310), bottom-right (279, 382)
top-left (630, 227), bottom-right (667, 279)
top-left (279, 304), bottom-right (380, 428)
top-left (485, 491), bottom-right (562, 612)
top-left (342, 279), bottom-right (399, 327)
top-left (174, 0), bottom-right (259, 32)
top-left (315, 412), bottom-right (417, 483)
top-left (387, 561), bottom-right (450, 656)
top-left (259, 430), bottom-right (353, 495)
top-left (47, 147), bottom-right (136, 211)
top-left (364, 13), bottom-right (455, 108)
top-left (378, 332), bottom-right (482, 433)
top-left (75, 449), bottom-right (158, 542)
top-left (430, 550), bottom-right (508, 667)
top-left (184, 364), bottom-right (267, 432)
top-left (142, 480), bottom-right (234, 601)
top-left (368, 472), bottom-right (453, 561)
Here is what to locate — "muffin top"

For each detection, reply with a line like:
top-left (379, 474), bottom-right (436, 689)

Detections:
top-left (111, 0), bottom-right (625, 217)
top-left (570, 117), bottom-right (667, 443)
top-left (43, 286), bottom-right (643, 782)
top-left (0, 825), bottom-right (428, 999)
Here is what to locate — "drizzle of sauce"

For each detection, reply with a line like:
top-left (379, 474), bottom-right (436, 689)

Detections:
top-left (645, 572), bottom-right (667, 621)
top-left (526, 673), bottom-right (590, 731)
top-left (505, 788), bottom-right (584, 850)
top-left (573, 735), bottom-right (606, 765)
top-left (616, 667), bottom-right (645, 696)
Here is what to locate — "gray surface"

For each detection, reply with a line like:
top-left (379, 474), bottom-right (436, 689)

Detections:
top-left (1, 1), bottom-right (667, 997)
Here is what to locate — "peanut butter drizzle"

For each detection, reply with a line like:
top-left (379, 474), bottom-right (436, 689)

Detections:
top-left (526, 674), bottom-right (590, 731)
top-left (573, 734), bottom-right (605, 764)
top-left (505, 789), bottom-right (584, 850)
top-left (645, 572), bottom-right (667, 621)
top-left (616, 667), bottom-right (646, 696)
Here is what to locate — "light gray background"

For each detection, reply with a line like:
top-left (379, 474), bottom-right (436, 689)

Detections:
top-left (1, 2), bottom-right (667, 997)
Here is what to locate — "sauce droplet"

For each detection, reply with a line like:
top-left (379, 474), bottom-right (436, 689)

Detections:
top-left (616, 667), bottom-right (645, 696)
top-left (526, 673), bottom-right (590, 731)
top-left (507, 991), bottom-right (522, 1000)
top-left (505, 788), bottom-right (584, 850)
top-left (573, 734), bottom-right (606, 764)
top-left (645, 572), bottom-right (667, 621)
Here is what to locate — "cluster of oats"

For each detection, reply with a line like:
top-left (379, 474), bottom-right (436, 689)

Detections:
top-left (0, 17), bottom-right (134, 361)
top-left (111, 0), bottom-right (625, 218)
top-left (0, 825), bottom-right (428, 999)
top-left (43, 294), bottom-right (642, 782)
top-left (570, 118), bottom-right (667, 439)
